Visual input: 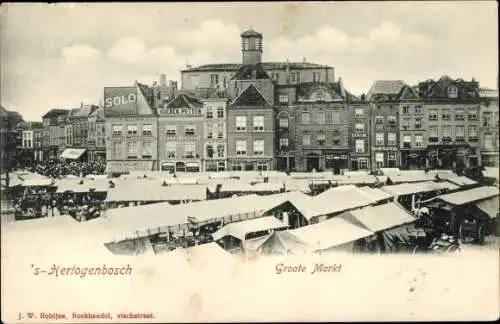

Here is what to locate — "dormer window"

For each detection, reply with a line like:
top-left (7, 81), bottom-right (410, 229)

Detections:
top-left (447, 86), bottom-right (458, 98)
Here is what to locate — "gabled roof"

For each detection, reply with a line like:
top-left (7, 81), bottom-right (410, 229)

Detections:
top-left (231, 84), bottom-right (272, 107)
top-left (231, 63), bottom-right (270, 80)
top-left (137, 82), bottom-right (157, 115)
top-left (241, 29), bottom-right (262, 37)
top-left (42, 109), bottom-right (70, 119)
top-left (89, 106), bottom-right (105, 120)
top-left (296, 82), bottom-right (359, 102)
top-left (366, 80), bottom-right (406, 101)
top-left (166, 93), bottom-right (203, 109)
top-left (416, 75), bottom-right (480, 100)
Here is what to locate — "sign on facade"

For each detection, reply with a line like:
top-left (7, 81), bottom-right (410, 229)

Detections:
top-left (104, 87), bottom-right (138, 116)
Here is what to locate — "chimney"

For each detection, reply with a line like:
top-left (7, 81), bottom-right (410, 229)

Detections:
top-left (80, 102), bottom-right (84, 108)
top-left (160, 74), bottom-right (167, 87)
top-left (303, 57), bottom-right (307, 63)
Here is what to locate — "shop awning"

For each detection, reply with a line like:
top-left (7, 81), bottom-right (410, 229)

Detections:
top-left (60, 148), bottom-right (86, 160)
top-left (475, 196), bottom-right (499, 219)
top-left (186, 162), bottom-right (200, 168)
top-left (212, 216), bottom-right (288, 241)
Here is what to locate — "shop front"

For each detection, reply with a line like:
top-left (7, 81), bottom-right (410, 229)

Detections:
top-left (204, 160), bottom-right (226, 172)
top-left (400, 149), bottom-right (426, 170)
top-left (481, 151), bottom-right (499, 167)
top-left (324, 151), bottom-right (349, 174)
top-left (160, 160), bottom-right (202, 172)
top-left (106, 160), bottom-right (155, 175)
top-left (228, 158), bottom-right (273, 171)
top-left (350, 155), bottom-right (370, 171)
top-left (276, 152), bottom-right (296, 172)
top-left (426, 144), bottom-right (470, 169)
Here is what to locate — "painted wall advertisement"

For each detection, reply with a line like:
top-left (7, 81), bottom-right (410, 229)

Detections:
top-left (104, 87), bottom-right (138, 116)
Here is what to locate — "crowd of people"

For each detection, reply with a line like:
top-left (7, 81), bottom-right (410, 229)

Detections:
top-left (13, 187), bottom-right (105, 222)
top-left (28, 159), bottom-right (106, 179)
top-left (9, 158), bottom-right (107, 222)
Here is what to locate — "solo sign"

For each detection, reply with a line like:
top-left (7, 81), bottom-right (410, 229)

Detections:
top-left (104, 87), bottom-right (138, 114)
top-left (104, 93), bottom-right (137, 108)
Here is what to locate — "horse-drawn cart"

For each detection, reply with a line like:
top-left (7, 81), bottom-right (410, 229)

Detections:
top-left (421, 186), bottom-right (499, 246)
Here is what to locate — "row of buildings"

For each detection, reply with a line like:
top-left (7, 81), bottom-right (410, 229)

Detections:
top-left (16, 28), bottom-right (499, 173)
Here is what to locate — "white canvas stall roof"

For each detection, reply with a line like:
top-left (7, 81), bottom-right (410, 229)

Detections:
top-left (212, 216), bottom-right (287, 241)
top-left (106, 182), bottom-right (207, 202)
top-left (259, 191), bottom-right (313, 218)
top-left (88, 202), bottom-right (180, 242)
top-left (436, 186), bottom-right (499, 206)
top-left (218, 181), bottom-right (255, 192)
top-left (427, 169), bottom-right (459, 179)
top-left (386, 170), bottom-right (436, 183)
top-left (84, 174), bottom-right (108, 180)
top-left (342, 170), bottom-right (370, 176)
top-left (162, 177), bottom-right (199, 185)
top-left (55, 179), bottom-right (109, 193)
top-left (101, 192), bottom-right (300, 242)
top-left (379, 168), bottom-right (401, 175)
top-left (301, 185), bottom-right (392, 220)
top-left (8, 175), bottom-right (24, 187)
top-left (243, 230), bottom-right (311, 254)
top-left (289, 216), bottom-right (374, 251)
top-left (444, 176), bottom-right (478, 187)
top-left (60, 148), bottom-right (86, 160)
top-left (283, 179), bottom-right (312, 193)
top-left (483, 167), bottom-right (499, 180)
top-left (177, 193), bottom-right (296, 224)
top-left (311, 175), bottom-right (380, 185)
top-left (250, 182), bottom-right (283, 192)
top-left (22, 178), bottom-right (54, 187)
top-left (342, 203), bottom-right (416, 232)
top-left (356, 186), bottom-right (393, 201)
top-left (381, 181), bottom-right (459, 197)
top-left (475, 196), bottom-right (499, 219)
top-left (17, 171), bottom-right (51, 181)
top-left (290, 172), bottom-right (332, 180)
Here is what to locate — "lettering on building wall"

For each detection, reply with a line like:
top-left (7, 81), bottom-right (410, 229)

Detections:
top-left (104, 94), bottom-right (137, 108)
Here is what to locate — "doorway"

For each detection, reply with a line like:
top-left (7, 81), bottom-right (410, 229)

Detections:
top-left (306, 157), bottom-right (320, 172)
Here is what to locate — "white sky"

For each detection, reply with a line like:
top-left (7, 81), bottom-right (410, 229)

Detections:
top-left (1, 2), bottom-right (498, 121)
